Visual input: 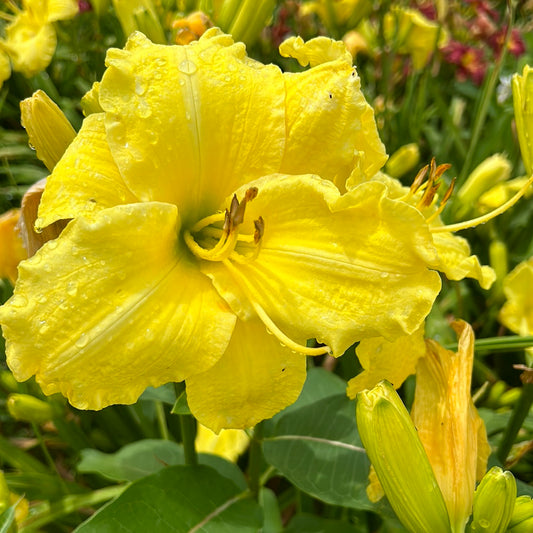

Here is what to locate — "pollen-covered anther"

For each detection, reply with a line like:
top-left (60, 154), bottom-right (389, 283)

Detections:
top-left (253, 216), bottom-right (264, 244)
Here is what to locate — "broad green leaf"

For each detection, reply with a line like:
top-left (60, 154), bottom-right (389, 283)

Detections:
top-left (140, 384), bottom-right (176, 404)
top-left (259, 487), bottom-right (282, 533)
top-left (77, 439), bottom-right (247, 489)
top-left (263, 369), bottom-right (393, 515)
top-left (75, 465), bottom-right (262, 533)
top-left (77, 439), bottom-right (184, 481)
top-left (284, 513), bottom-right (362, 533)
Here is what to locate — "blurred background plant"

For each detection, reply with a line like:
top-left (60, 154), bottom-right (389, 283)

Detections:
top-left (1, 0), bottom-right (533, 531)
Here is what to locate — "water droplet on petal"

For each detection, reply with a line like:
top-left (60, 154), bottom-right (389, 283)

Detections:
top-left (66, 281), bottom-right (78, 296)
top-left (75, 333), bottom-right (89, 348)
top-left (178, 59), bottom-right (197, 75)
top-left (135, 99), bottom-right (152, 119)
top-left (134, 77), bottom-right (146, 95)
top-left (38, 322), bottom-right (49, 335)
top-left (10, 294), bottom-right (28, 308)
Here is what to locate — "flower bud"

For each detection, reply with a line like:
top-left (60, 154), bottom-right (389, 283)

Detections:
top-left (512, 65), bottom-right (533, 177)
top-left (0, 210), bottom-right (27, 284)
top-left (454, 154), bottom-right (512, 219)
top-left (112, 0), bottom-right (165, 44)
top-left (470, 467), bottom-right (517, 532)
top-left (7, 393), bottom-right (54, 424)
top-left (385, 143), bottom-right (420, 178)
top-left (489, 240), bottom-right (508, 297)
top-left (508, 496), bottom-right (533, 532)
top-left (356, 381), bottom-right (451, 532)
top-left (0, 371), bottom-right (19, 393)
top-left (20, 90), bottom-right (76, 172)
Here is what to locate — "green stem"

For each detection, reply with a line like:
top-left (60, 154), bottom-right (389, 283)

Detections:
top-left (155, 401), bottom-right (170, 441)
top-left (19, 484), bottom-right (127, 531)
top-left (497, 382), bottom-right (533, 464)
top-left (445, 335), bottom-right (533, 354)
top-left (247, 421), bottom-right (264, 500)
top-left (173, 383), bottom-right (197, 465)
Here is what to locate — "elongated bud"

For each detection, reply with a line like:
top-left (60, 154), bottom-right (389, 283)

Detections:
top-left (512, 65), bottom-right (533, 177)
top-left (508, 496), bottom-right (533, 532)
top-left (489, 240), bottom-right (508, 296)
top-left (7, 393), bottom-right (54, 424)
top-left (454, 154), bottom-right (512, 219)
top-left (0, 209), bottom-right (27, 284)
top-left (112, 0), bottom-right (165, 44)
top-left (470, 467), bottom-right (517, 532)
top-left (356, 381), bottom-right (451, 532)
top-left (385, 143), bottom-right (420, 178)
top-left (0, 371), bottom-right (19, 393)
top-left (20, 90), bottom-right (76, 172)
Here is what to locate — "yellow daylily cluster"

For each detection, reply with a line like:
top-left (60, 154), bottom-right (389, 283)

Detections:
top-left (0, 0), bottom-right (78, 86)
top-left (0, 30), bottom-right (499, 432)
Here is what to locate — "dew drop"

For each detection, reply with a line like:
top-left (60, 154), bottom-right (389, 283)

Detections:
top-left (36, 294), bottom-right (47, 304)
top-left (43, 263), bottom-right (52, 273)
top-left (135, 99), bottom-right (152, 119)
top-left (66, 281), bottom-right (78, 296)
top-left (145, 328), bottom-right (155, 341)
top-left (266, 329), bottom-right (273, 335)
top-left (146, 130), bottom-right (159, 145)
top-left (38, 322), bottom-right (49, 335)
top-left (75, 333), bottom-right (89, 348)
top-left (10, 294), bottom-right (28, 308)
top-left (478, 519), bottom-right (490, 528)
top-left (185, 111), bottom-right (191, 121)
top-left (379, 272), bottom-right (389, 279)
top-left (178, 59), bottom-right (197, 75)
top-left (134, 77), bottom-right (146, 95)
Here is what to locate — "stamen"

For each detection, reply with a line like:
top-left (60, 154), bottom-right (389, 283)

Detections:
top-left (431, 174), bottom-right (533, 233)
top-left (222, 259), bottom-right (332, 356)
top-left (425, 178), bottom-right (456, 224)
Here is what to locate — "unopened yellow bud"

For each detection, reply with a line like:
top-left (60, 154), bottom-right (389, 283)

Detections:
top-left (470, 467), bottom-right (516, 532)
top-left (489, 240), bottom-right (508, 297)
top-left (356, 381), bottom-right (451, 533)
top-left (112, 0), bottom-right (165, 44)
top-left (173, 11), bottom-right (213, 45)
top-left (478, 176), bottom-right (533, 213)
top-left (20, 90), bottom-right (76, 171)
top-left (7, 393), bottom-right (54, 424)
top-left (512, 65), bottom-right (533, 177)
top-left (0, 209), bottom-right (27, 284)
top-left (454, 154), bottom-right (512, 219)
top-left (385, 143), bottom-right (420, 178)
top-left (508, 496), bottom-right (533, 532)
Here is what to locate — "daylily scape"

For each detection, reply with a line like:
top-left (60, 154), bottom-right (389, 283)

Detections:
top-left (0, 29), bottom-right (497, 432)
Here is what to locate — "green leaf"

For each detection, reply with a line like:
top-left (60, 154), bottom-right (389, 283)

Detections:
top-left (263, 368), bottom-right (392, 515)
top-left (0, 503), bottom-right (16, 533)
top-left (77, 439), bottom-right (184, 482)
top-left (259, 487), bottom-right (282, 533)
top-left (170, 389), bottom-right (191, 415)
top-left (75, 465), bottom-right (262, 533)
top-left (77, 439), bottom-right (247, 490)
top-left (140, 384), bottom-right (176, 405)
top-left (284, 513), bottom-right (362, 533)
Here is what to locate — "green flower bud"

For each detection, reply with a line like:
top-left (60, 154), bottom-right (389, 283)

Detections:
top-left (0, 371), bottom-right (19, 393)
top-left (20, 90), bottom-right (76, 172)
top-left (385, 143), bottom-right (421, 179)
top-left (7, 393), bottom-right (53, 425)
top-left (489, 240), bottom-right (508, 297)
top-left (356, 381), bottom-right (451, 533)
top-left (508, 496), bottom-right (533, 532)
top-left (470, 467), bottom-right (517, 532)
top-left (454, 154), bottom-right (512, 219)
top-left (512, 65), bottom-right (533, 177)
top-left (112, 0), bottom-right (166, 44)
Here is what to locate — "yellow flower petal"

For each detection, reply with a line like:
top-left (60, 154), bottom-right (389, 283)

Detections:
top-left (0, 209), bottom-right (27, 284)
top-left (5, 15), bottom-right (56, 77)
top-left (280, 37), bottom-right (387, 190)
top-left (432, 231), bottom-right (496, 290)
top-left (186, 319), bottom-right (307, 432)
top-left (499, 258), bottom-right (533, 336)
top-left (46, 0), bottom-right (79, 22)
top-left (0, 203), bottom-right (236, 410)
top-left (0, 51), bottom-right (10, 87)
top-left (346, 328), bottom-right (426, 398)
top-left (204, 175), bottom-right (441, 357)
top-left (99, 29), bottom-right (286, 221)
top-left (411, 321), bottom-right (490, 532)
top-left (37, 113), bottom-right (138, 229)
top-left (195, 424), bottom-right (250, 462)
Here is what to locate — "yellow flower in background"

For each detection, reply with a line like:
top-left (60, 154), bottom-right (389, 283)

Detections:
top-left (384, 6), bottom-right (448, 70)
top-left (0, 210), bottom-right (27, 284)
top-left (0, 50), bottom-right (10, 88)
top-left (512, 65), bottom-right (533, 177)
top-left (301, 0), bottom-right (373, 31)
top-left (0, 0), bottom-right (78, 78)
top-left (195, 424), bottom-right (250, 462)
top-left (499, 258), bottom-right (533, 363)
top-left (0, 30), bottom-right (450, 432)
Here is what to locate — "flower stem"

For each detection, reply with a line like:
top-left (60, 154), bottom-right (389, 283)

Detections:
top-left (248, 421), bottom-right (264, 500)
top-left (174, 382), bottom-right (197, 465)
top-left (497, 382), bottom-right (533, 464)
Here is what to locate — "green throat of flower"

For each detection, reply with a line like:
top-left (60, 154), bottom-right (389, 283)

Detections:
top-left (184, 187), bottom-right (331, 357)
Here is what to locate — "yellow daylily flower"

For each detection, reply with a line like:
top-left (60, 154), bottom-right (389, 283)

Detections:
top-left (0, 50), bottom-right (10, 88)
top-left (0, 30), bottom-right (446, 432)
top-left (1, 0), bottom-right (78, 78)
top-left (195, 424), bottom-right (250, 462)
top-left (384, 6), bottom-right (448, 70)
top-left (0, 210), bottom-right (27, 284)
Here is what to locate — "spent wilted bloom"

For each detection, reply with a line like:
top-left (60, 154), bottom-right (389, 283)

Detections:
top-left (0, 30), bottom-right (459, 432)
